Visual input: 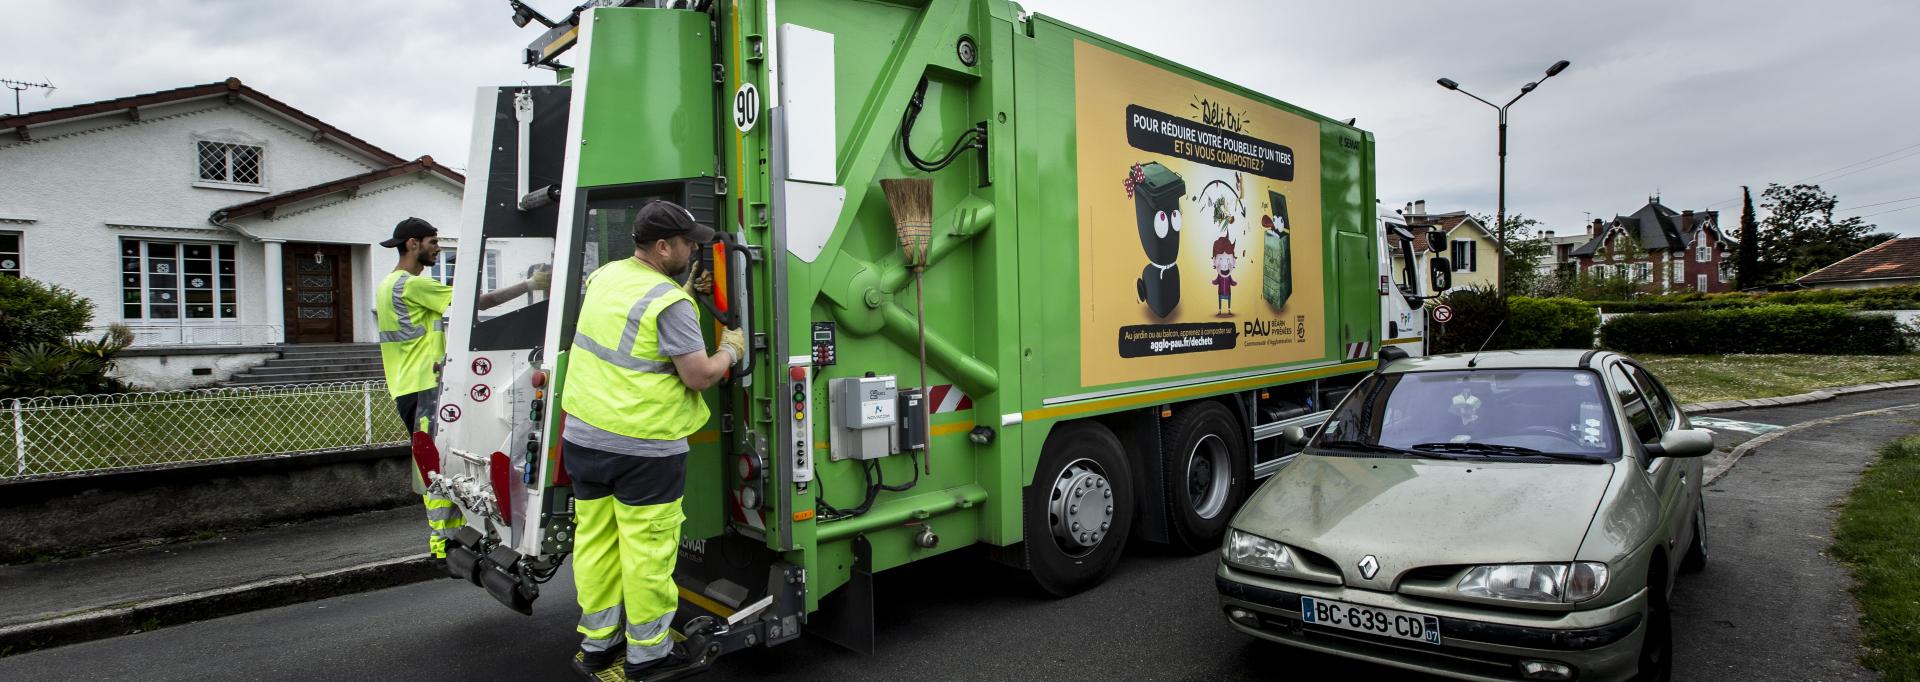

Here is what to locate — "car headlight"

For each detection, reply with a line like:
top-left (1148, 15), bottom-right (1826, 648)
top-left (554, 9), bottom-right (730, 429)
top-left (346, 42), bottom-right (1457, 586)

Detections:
top-left (1222, 530), bottom-right (1295, 573)
top-left (1456, 562), bottom-right (1609, 603)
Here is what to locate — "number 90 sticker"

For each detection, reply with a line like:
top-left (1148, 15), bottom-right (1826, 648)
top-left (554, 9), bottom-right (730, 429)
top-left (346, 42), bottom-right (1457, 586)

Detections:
top-left (733, 83), bottom-right (760, 133)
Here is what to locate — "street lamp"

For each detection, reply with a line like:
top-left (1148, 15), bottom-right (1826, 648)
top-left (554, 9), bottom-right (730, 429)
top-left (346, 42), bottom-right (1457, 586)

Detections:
top-left (1436, 59), bottom-right (1571, 289)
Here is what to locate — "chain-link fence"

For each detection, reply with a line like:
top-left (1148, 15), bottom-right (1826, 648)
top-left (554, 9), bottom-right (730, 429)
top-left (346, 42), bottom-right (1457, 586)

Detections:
top-left (3, 381), bottom-right (408, 481)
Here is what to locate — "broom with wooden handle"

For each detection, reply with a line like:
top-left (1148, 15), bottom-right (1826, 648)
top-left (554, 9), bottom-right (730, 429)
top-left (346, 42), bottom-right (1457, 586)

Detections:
top-left (881, 178), bottom-right (933, 474)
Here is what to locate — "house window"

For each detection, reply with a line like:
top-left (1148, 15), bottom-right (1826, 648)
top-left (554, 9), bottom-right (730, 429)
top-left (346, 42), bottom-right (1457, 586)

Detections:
top-left (1633, 263), bottom-right (1650, 283)
top-left (0, 232), bottom-right (20, 278)
top-left (1670, 262), bottom-right (1684, 284)
top-left (121, 239), bottom-right (239, 320)
top-left (1696, 243), bottom-right (1711, 262)
top-left (1451, 239), bottom-right (1477, 272)
top-left (197, 140), bottom-right (264, 186)
top-left (1719, 260), bottom-right (1733, 283)
top-left (426, 248), bottom-right (501, 289)
top-left (428, 249), bottom-right (457, 286)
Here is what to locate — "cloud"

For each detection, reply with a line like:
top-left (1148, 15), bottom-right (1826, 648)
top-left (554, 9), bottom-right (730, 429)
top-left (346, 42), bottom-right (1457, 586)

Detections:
top-left (9, 0), bottom-right (1916, 236)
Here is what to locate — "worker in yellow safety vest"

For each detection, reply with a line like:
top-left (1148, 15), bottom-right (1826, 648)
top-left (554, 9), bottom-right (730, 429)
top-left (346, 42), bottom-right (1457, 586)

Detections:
top-left (375, 217), bottom-right (549, 559)
top-left (562, 201), bottom-right (743, 681)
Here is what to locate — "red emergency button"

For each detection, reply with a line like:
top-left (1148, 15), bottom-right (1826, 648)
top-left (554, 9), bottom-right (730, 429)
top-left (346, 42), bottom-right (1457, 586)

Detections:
top-left (790, 366), bottom-right (806, 381)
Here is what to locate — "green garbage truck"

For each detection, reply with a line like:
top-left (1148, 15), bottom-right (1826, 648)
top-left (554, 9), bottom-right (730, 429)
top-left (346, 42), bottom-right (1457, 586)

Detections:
top-left (421, 0), bottom-right (1434, 667)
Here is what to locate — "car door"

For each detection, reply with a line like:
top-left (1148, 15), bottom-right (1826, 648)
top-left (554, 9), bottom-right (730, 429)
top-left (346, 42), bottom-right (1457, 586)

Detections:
top-left (1612, 363), bottom-right (1686, 571)
top-left (1630, 363), bottom-right (1702, 552)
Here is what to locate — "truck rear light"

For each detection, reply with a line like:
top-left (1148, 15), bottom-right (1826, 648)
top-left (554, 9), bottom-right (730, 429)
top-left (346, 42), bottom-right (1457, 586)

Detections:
top-left (489, 451), bottom-right (514, 519)
top-left (710, 242), bottom-right (730, 313)
top-left (737, 453), bottom-right (759, 481)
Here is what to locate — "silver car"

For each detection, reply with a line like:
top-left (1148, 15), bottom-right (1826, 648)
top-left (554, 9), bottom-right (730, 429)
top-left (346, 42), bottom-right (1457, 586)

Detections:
top-left (1216, 350), bottom-right (1710, 682)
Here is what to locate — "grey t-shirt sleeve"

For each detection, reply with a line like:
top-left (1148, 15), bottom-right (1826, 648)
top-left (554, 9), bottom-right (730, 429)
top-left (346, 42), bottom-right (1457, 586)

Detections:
top-left (655, 299), bottom-right (706, 358)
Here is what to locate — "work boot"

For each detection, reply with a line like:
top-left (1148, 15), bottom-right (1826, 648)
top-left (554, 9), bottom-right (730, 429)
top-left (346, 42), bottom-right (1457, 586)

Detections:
top-left (572, 649), bottom-right (626, 682)
top-left (622, 650), bottom-right (692, 682)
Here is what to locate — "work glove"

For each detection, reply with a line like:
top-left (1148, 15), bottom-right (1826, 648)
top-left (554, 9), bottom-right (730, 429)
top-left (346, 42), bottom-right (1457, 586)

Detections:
top-left (719, 327), bottom-right (747, 366)
top-left (527, 267), bottom-right (551, 292)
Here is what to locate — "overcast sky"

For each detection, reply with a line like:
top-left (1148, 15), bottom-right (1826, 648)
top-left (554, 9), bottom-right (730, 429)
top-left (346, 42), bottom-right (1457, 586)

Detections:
top-left (9, 0), bottom-right (1918, 238)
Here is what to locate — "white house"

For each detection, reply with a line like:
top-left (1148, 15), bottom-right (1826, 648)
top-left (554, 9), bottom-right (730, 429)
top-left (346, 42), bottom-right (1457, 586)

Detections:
top-left (0, 78), bottom-right (468, 388)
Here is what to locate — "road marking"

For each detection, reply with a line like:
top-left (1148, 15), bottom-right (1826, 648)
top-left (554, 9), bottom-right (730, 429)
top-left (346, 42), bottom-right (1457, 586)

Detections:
top-left (1691, 416), bottom-right (1782, 435)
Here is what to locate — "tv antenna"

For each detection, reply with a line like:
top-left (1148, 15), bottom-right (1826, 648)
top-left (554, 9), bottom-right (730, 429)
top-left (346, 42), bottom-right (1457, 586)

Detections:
top-left (2, 77), bottom-right (57, 116)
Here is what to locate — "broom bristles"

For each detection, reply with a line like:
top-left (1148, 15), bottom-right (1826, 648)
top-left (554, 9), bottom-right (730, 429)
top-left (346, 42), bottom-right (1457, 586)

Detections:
top-left (881, 178), bottom-right (934, 267)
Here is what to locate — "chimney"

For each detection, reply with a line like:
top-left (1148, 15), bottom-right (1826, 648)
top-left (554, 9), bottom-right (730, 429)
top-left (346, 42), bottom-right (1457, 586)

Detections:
top-left (1591, 219), bottom-right (1603, 236)
top-left (1545, 230), bottom-right (1555, 239)
top-left (1413, 199), bottom-right (1427, 215)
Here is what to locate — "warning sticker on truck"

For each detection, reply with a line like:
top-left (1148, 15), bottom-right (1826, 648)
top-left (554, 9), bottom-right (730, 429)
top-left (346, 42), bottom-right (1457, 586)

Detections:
top-left (1074, 41), bottom-right (1327, 386)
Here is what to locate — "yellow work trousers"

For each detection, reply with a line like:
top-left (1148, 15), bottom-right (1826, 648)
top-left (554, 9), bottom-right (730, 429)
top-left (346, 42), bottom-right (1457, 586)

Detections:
top-left (573, 495), bottom-right (684, 667)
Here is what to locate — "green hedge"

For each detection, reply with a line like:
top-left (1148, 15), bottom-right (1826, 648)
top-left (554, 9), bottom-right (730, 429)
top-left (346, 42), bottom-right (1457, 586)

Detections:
top-left (1591, 284), bottom-right (1920, 313)
top-left (1506, 297), bottom-right (1601, 349)
top-left (1599, 305), bottom-right (1908, 355)
top-left (1428, 288), bottom-right (1599, 354)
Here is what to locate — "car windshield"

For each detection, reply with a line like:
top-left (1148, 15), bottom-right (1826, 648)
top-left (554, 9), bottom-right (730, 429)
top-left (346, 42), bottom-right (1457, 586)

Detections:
top-left (1314, 369), bottom-right (1618, 462)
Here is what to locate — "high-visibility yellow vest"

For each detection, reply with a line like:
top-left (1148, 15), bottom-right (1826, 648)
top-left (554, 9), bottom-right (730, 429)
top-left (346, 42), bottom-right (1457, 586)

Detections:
top-left (376, 270), bottom-right (451, 397)
top-left (562, 259), bottom-right (708, 440)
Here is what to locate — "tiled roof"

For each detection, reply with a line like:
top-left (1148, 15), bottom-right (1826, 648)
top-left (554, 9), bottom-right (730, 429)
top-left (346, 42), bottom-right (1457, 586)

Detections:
top-left (211, 157), bottom-right (464, 222)
top-left (1796, 237), bottom-right (1920, 284)
top-left (0, 77), bottom-right (408, 166)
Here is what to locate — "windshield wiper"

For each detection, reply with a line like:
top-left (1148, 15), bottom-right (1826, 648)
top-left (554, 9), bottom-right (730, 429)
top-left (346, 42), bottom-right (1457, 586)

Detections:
top-left (1315, 439), bottom-right (1460, 460)
top-left (1410, 442), bottom-right (1607, 463)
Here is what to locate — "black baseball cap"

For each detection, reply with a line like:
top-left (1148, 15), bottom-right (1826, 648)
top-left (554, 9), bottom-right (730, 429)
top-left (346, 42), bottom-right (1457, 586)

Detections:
top-left (632, 201), bottom-right (716, 244)
top-left (380, 217), bottom-right (438, 248)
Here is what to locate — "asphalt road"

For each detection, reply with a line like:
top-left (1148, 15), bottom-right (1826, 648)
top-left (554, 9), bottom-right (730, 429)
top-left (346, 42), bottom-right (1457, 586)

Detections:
top-left (3, 388), bottom-right (1914, 681)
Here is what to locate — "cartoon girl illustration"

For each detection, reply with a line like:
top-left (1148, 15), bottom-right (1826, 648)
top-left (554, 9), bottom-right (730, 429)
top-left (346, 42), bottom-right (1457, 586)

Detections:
top-left (1211, 235), bottom-right (1237, 316)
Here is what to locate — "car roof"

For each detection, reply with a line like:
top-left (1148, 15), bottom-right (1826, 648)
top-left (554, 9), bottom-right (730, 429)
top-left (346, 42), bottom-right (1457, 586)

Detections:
top-left (1382, 349), bottom-right (1618, 374)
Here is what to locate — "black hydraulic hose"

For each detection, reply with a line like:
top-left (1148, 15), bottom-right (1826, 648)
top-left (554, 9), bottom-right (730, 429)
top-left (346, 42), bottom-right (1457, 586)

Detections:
top-left (901, 76), bottom-right (986, 173)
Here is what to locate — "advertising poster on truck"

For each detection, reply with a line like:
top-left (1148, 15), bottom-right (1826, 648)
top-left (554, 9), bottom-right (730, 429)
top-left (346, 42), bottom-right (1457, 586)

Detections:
top-left (1073, 40), bottom-right (1327, 387)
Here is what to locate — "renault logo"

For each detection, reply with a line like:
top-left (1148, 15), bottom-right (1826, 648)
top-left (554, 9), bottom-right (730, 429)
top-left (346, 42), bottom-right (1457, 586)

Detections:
top-left (1357, 555), bottom-right (1380, 580)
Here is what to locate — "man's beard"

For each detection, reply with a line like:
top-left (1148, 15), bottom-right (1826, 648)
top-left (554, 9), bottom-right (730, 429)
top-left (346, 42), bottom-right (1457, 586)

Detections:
top-left (416, 251), bottom-right (435, 268)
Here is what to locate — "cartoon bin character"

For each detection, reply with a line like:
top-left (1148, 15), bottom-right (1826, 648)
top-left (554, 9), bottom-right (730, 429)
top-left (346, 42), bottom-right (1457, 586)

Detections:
top-left (1262, 190), bottom-right (1293, 309)
top-left (1127, 162), bottom-right (1186, 318)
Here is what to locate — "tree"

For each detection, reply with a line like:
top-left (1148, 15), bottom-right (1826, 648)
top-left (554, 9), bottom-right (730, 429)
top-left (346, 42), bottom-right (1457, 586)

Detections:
top-left (1735, 186), bottom-right (1763, 289)
top-left (1473, 212), bottom-right (1554, 297)
top-left (1758, 183), bottom-right (1896, 282)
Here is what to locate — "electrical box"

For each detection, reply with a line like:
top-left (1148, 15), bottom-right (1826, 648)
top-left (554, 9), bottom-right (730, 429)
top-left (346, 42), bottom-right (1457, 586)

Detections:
top-left (896, 388), bottom-right (926, 452)
top-left (828, 376), bottom-right (898, 461)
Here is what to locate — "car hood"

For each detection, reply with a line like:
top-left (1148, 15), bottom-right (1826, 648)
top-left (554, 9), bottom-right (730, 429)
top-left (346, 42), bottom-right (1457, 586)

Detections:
top-left (1233, 454), bottom-right (1616, 590)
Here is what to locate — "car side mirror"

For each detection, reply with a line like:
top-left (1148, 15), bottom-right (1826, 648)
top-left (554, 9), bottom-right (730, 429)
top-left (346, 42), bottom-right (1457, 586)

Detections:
top-left (1648, 428), bottom-right (1713, 458)
top-left (1427, 229), bottom-right (1449, 254)
top-left (1282, 426), bottom-right (1309, 447)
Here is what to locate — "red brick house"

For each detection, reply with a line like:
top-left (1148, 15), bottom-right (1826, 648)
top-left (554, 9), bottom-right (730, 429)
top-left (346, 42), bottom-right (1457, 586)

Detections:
top-left (1568, 197), bottom-right (1735, 293)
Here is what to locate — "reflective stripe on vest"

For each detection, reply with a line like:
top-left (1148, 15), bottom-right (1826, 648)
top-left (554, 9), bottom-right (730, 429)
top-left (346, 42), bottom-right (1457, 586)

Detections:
top-left (379, 273), bottom-right (427, 342)
top-left (569, 281), bottom-right (680, 374)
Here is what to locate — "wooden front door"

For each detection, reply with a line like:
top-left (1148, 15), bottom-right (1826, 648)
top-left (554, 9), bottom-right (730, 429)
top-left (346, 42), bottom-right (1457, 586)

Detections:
top-left (283, 244), bottom-right (354, 344)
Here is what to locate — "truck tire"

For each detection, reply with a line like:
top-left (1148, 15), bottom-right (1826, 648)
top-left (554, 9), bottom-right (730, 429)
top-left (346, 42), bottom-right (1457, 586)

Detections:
top-left (1161, 401), bottom-right (1249, 554)
top-left (1024, 422), bottom-right (1135, 597)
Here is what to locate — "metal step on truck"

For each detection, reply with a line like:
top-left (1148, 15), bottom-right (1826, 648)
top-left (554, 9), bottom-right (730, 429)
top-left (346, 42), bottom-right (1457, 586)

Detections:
top-left (417, 0), bottom-right (1446, 671)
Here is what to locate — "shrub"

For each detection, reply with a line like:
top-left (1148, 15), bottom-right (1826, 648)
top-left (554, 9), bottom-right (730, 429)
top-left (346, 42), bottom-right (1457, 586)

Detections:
top-left (0, 325), bottom-right (133, 399)
top-left (1588, 284), bottom-right (1920, 313)
top-left (1428, 285), bottom-right (1507, 355)
top-left (1506, 297), bottom-right (1600, 349)
top-left (1599, 305), bottom-right (1907, 355)
top-left (0, 276), bottom-right (94, 349)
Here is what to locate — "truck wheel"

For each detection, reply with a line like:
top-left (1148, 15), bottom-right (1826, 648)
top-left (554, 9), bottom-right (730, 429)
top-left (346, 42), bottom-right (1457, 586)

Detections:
top-left (1161, 401), bottom-right (1249, 554)
top-left (1024, 422), bottom-right (1135, 597)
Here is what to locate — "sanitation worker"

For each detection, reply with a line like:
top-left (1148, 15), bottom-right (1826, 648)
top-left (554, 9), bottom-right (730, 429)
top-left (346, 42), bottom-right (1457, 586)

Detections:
top-left (375, 217), bottom-right (549, 559)
top-left (561, 201), bottom-right (744, 681)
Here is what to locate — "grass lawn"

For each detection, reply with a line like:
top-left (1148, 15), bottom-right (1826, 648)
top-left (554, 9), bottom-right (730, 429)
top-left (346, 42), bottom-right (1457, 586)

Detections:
top-left (1635, 353), bottom-right (1920, 404)
top-left (1832, 433), bottom-right (1920, 680)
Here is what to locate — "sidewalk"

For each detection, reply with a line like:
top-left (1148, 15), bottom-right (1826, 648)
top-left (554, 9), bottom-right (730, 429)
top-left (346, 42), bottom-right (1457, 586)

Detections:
top-left (0, 507), bottom-right (433, 655)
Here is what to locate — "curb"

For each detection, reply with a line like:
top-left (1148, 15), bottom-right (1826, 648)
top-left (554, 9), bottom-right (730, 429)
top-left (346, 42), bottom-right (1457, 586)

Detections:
top-left (1681, 379), bottom-right (1920, 416)
top-left (1703, 402), bottom-right (1920, 486)
top-left (0, 554), bottom-right (443, 658)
